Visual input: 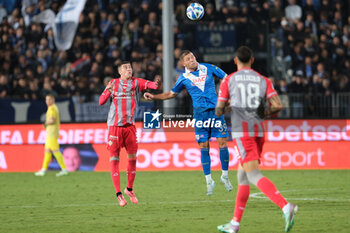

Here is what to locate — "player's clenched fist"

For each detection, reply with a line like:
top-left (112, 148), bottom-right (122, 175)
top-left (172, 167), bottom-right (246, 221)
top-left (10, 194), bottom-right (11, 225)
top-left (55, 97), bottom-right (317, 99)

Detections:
top-left (106, 82), bottom-right (113, 93)
top-left (144, 92), bottom-right (154, 100)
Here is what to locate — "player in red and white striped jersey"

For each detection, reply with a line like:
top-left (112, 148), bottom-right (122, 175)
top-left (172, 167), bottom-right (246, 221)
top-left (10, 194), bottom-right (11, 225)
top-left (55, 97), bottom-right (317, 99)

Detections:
top-left (216, 46), bottom-right (297, 233)
top-left (99, 61), bottom-right (159, 207)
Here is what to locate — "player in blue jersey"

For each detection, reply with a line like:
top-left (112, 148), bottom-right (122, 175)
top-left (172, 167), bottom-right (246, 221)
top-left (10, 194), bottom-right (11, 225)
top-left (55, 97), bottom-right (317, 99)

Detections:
top-left (144, 50), bottom-right (232, 195)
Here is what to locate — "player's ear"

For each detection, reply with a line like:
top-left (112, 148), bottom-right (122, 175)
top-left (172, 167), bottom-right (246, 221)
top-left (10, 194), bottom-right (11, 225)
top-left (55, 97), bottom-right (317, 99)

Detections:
top-left (234, 57), bottom-right (237, 65)
top-left (251, 57), bottom-right (254, 65)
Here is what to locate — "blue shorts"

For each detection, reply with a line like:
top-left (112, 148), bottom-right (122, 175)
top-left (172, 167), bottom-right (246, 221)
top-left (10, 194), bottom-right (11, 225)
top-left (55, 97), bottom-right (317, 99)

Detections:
top-left (193, 109), bottom-right (228, 143)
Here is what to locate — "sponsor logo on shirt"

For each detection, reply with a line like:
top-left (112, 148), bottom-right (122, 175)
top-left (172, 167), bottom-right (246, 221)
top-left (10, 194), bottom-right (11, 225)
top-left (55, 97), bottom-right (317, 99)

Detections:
top-left (113, 91), bottom-right (134, 99)
top-left (189, 75), bottom-right (208, 86)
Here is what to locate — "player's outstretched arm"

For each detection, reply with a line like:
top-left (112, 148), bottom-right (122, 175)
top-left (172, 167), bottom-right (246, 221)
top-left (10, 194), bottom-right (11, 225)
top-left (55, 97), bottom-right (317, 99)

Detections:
top-left (145, 76), bottom-right (161, 90)
top-left (99, 82), bottom-right (113, 105)
top-left (265, 95), bottom-right (283, 116)
top-left (144, 91), bottom-right (177, 100)
top-left (215, 101), bottom-right (226, 116)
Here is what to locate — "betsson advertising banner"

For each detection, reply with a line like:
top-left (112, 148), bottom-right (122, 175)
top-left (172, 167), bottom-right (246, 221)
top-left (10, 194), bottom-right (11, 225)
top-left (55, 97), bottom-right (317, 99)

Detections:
top-left (0, 120), bottom-right (349, 172)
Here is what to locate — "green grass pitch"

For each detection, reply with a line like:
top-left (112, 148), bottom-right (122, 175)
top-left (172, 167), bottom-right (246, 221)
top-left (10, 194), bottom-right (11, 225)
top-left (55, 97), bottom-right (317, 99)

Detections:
top-left (1, 170), bottom-right (349, 233)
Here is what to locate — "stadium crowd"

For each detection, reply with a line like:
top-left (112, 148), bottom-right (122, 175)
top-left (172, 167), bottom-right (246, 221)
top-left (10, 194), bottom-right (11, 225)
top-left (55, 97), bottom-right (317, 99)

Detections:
top-left (0, 0), bottom-right (349, 102)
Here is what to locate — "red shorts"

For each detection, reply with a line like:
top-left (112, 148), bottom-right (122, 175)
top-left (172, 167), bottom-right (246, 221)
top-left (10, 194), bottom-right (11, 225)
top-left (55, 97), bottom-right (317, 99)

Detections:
top-left (107, 124), bottom-right (138, 156)
top-left (233, 137), bottom-right (265, 165)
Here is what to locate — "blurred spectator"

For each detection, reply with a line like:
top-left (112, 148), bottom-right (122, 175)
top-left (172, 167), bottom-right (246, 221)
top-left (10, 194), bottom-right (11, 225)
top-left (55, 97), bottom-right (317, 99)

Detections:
top-left (0, 0), bottom-right (347, 121)
top-left (0, 74), bottom-right (9, 98)
top-left (288, 70), bottom-right (307, 117)
top-left (285, 0), bottom-right (302, 23)
top-left (0, 4), bottom-right (7, 22)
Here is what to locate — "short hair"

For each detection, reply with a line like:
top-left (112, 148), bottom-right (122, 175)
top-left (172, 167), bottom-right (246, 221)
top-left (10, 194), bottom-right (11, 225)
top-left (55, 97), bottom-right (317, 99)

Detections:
top-left (179, 50), bottom-right (192, 61)
top-left (46, 94), bottom-right (55, 99)
top-left (117, 61), bottom-right (131, 70)
top-left (236, 46), bottom-right (253, 63)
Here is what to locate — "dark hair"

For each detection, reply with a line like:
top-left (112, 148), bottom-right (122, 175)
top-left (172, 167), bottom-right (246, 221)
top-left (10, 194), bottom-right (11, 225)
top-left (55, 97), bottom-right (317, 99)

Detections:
top-left (179, 50), bottom-right (192, 61)
top-left (117, 61), bottom-right (131, 70)
top-left (236, 46), bottom-right (253, 63)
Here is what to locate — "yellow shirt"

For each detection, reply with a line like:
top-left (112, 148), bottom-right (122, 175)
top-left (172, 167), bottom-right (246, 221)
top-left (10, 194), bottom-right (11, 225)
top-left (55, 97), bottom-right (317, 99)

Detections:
top-left (46, 104), bottom-right (60, 138)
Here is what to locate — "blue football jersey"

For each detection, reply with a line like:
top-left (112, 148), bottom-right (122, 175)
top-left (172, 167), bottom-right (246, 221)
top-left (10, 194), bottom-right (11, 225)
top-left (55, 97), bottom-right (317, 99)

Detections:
top-left (171, 63), bottom-right (227, 112)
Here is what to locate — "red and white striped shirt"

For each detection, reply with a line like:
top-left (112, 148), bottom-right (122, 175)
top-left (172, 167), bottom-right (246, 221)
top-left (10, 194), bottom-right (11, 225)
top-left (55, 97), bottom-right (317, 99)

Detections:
top-left (99, 77), bottom-right (157, 126)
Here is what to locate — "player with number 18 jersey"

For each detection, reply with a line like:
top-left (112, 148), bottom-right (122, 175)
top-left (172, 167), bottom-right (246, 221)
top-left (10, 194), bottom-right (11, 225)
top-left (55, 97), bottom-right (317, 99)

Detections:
top-left (218, 68), bottom-right (277, 163)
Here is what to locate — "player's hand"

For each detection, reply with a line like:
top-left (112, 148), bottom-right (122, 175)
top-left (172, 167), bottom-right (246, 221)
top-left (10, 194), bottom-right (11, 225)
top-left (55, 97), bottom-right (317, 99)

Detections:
top-left (106, 82), bottom-right (113, 93)
top-left (154, 77), bottom-right (161, 88)
top-left (144, 92), bottom-right (154, 100)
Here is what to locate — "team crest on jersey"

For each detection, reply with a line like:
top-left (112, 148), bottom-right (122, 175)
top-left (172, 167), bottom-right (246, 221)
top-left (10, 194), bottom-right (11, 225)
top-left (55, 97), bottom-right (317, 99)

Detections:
top-left (185, 64), bottom-right (208, 92)
top-left (108, 140), bottom-right (113, 146)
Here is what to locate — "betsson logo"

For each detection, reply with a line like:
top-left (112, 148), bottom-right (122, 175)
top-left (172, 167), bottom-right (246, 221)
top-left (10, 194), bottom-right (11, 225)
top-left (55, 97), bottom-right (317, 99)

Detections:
top-left (267, 121), bottom-right (350, 142)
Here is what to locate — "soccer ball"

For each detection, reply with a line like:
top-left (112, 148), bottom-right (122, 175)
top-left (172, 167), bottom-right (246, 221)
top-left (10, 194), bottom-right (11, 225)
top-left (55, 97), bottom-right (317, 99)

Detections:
top-left (186, 3), bottom-right (204, 21)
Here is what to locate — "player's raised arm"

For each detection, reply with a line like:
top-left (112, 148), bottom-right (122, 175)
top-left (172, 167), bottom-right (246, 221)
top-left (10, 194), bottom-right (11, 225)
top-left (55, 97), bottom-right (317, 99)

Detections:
top-left (211, 64), bottom-right (227, 80)
top-left (137, 77), bottom-right (160, 92)
top-left (99, 81), bottom-right (113, 105)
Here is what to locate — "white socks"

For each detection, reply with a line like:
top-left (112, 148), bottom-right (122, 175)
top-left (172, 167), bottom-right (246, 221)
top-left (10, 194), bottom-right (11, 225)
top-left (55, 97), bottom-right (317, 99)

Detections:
top-left (230, 220), bottom-right (240, 226)
top-left (205, 174), bottom-right (212, 183)
top-left (206, 171), bottom-right (229, 183)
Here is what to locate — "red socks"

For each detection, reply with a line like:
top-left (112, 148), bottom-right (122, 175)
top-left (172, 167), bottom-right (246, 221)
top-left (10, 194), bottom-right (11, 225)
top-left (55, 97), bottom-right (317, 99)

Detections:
top-left (127, 158), bottom-right (137, 189)
top-left (256, 177), bottom-right (288, 209)
top-left (110, 159), bottom-right (121, 193)
top-left (233, 185), bottom-right (250, 222)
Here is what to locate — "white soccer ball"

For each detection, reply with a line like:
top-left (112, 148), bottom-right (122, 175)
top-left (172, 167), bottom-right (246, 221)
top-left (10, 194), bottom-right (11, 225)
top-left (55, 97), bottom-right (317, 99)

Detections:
top-left (186, 3), bottom-right (204, 21)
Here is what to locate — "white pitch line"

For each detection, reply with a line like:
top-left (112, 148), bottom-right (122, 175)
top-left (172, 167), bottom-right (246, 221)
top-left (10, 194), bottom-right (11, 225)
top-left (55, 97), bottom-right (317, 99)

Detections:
top-left (1, 199), bottom-right (234, 209)
top-left (249, 189), bottom-right (350, 202)
top-left (2, 189), bottom-right (349, 209)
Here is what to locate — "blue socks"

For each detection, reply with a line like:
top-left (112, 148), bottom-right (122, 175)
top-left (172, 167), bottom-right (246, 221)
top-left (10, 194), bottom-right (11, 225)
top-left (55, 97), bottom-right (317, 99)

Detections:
top-left (200, 148), bottom-right (211, 175)
top-left (201, 147), bottom-right (229, 177)
top-left (220, 147), bottom-right (229, 171)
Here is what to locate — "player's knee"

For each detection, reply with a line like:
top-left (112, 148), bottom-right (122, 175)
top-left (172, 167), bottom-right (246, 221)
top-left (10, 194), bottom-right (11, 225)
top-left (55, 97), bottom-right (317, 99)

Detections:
top-left (199, 141), bottom-right (209, 148)
top-left (237, 169), bottom-right (249, 185)
top-left (127, 153), bottom-right (137, 159)
top-left (218, 140), bottom-right (227, 148)
top-left (246, 169), bottom-right (264, 186)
